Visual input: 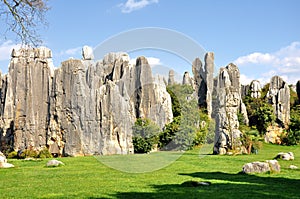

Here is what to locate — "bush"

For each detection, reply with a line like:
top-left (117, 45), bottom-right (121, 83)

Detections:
top-left (7, 151), bottom-right (18, 159)
top-left (281, 106), bottom-right (300, 145)
top-left (159, 84), bottom-right (211, 150)
top-left (132, 118), bottom-right (161, 153)
top-left (19, 149), bottom-right (39, 159)
top-left (38, 148), bottom-right (52, 158)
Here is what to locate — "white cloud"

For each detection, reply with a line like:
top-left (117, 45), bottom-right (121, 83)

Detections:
top-left (240, 74), bottom-right (254, 85)
top-left (0, 40), bottom-right (21, 61)
top-left (234, 52), bottom-right (278, 65)
top-left (129, 56), bottom-right (162, 67)
top-left (233, 41), bottom-right (300, 84)
top-left (147, 57), bottom-right (162, 66)
top-left (61, 47), bottom-right (82, 56)
top-left (119, 0), bottom-right (159, 13)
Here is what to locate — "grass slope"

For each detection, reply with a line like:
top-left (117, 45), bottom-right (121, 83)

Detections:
top-left (0, 143), bottom-right (299, 199)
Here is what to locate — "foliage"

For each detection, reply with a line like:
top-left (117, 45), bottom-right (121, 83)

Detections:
top-left (240, 126), bottom-right (262, 154)
top-left (289, 85), bottom-right (299, 107)
top-left (7, 147), bottom-right (52, 159)
top-left (132, 118), bottom-right (161, 153)
top-left (0, 0), bottom-right (49, 46)
top-left (37, 147), bottom-right (52, 158)
top-left (18, 148), bottom-right (39, 159)
top-left (243, 85), bottom-right (275, 135)
top-left (166, 86), bottom-right (181, 118)
top-left (281, 105), bottom-right (300, 145)
top-left (160, 84), bottom-right (212, 150)
top-left (7, 151), bottom-right (18, 159)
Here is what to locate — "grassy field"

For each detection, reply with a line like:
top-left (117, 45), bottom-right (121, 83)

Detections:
top-left (0, 143), bottom-right (299, 198)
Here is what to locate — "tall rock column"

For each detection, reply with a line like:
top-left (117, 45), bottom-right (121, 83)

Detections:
top-left (2, 47), bottom-right (53, 151)
top-left (204, 52), bottom-right (214, 118)
top-left (192, 52), bottom-right (214, 118)
top-left (296, 80), bottom-right (300, 102)
top-left (267, 76), bottom-right (290, 128)
top-left (214, 63), bottom-right (246, 155)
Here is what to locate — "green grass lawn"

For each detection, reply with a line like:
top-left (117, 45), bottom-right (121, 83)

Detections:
top-left (0, 143), bottom-right (299, 198)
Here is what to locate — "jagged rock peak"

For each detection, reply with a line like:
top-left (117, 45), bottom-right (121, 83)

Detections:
top-left (182, 71), bottom-right (193, 86)
top-left (250, 80), bottom-right (261, 98)
top-left (296, 80), bottom-right (300, 101)
top-left (11, 46), bottom-right (52, 59)
top-left (168, 69), bottom-right (175, 85)
top-left (267, 76), bottom-right (290, 127)
top-left (82, 45), bottom-right (94, 60)
top-left (214, 63), bottom-right (247, 155)
top-left (191, 52), bottom-right (214, 118)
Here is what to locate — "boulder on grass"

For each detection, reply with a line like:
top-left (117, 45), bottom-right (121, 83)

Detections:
top-left (242, 161), bottom-right (270, 174)
top-left (0, 152), bottom-right (14, 168)
top-left (275, 152), bottom-right (294, 161)
top-left (242, 160), bottom-right (280, 174)
top-left (46, 160), bottom-right (65, 167)
top-left (266, 160), bottom-right (280, 172)
top-left (0, 162), bottom-right (15, 168)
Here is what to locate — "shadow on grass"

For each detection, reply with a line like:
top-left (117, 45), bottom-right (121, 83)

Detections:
top-left (107, 172), bottom-right (300, 199)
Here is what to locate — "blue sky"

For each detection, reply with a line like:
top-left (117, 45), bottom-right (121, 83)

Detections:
top-left (0, 0), bottom-right (299, 85)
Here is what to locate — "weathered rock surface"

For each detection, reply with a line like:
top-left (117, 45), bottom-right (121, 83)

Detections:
top-left (214, 63), bottom-right (248, 154)
top-left (275, 152), bottom-right (294, 160)
top-left (182, 71), bottom-right (193, 86)
top-left (168, 70), bottom-right (175, 85)
top-left (289, 165), bottom-right (298, 169)
top-left (0, 151), bottom-right (14, 168)
top-left (1, 47), bottom-right (53, 152)
top-left (0, 47), bottom-right (173, 156)
top-left (267, 76), bottom-right (290, 127)
top-left (82, 45), bottom-right (94, 60)
top-left (297, 80), bottom-right (300, 101)
top-left (46, 159), bottom-right (64, 167)
top-left (242, 160), bottom-right (280, 174)
top-left (192, 52), bottom-right (214, 118)
top-left (250, 80), bottom-right (261, 98)
top-left (265, 125), bottom-right (283, 144)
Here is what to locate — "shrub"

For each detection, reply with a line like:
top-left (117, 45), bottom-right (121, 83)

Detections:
top-left (19, 149), bottom-right (39, 159)
top-left (38, 148), bottom-right (52, 158)
top-left (132, 118), bottom-right (161, 153)
top-left (7, 151), bottom-right (18, 159)
top-left (281, 106), bottom-right (300, 145)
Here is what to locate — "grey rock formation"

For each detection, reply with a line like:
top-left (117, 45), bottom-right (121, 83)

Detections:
top-left (267, 76), bottom-right (290, 127)
top-left (241, 85), bottom-right (249, 99)
top-left (1, 47), bottom-right (53, 152)
top-left (242, 161), bottom-right (270, 174)
top-left (275, 152), bottom-right (294, 160)
top-left (0, 151), bottom-right (14, 168)
top-left (250, 80), bottom-right (261, 98)
top-left (242, 160), bottom-right (280, 174)
top-left (0, 47), bottom-right (173, 156)
top-left (168, 70), bottom-right (175, 85)
top-left (297, 80), bottom-right (300, 101)
top-left (82, 45), bottom-right (94, 60)
top-left (213, 63), bottom-right (248, 155)
top-left (182, 71), bottom-right (193, 86)
top-left (46, 159), bottom-right (64, 167)
top-left (192, 52), bottom-right (214, 118)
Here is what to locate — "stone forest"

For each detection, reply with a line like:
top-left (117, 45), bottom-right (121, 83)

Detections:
top-left (0, 46), bottom-right (299, 157)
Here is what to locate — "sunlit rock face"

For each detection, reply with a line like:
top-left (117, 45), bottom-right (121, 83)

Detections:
top-left (267, 76), bottom-right (290, 128)
top-left (0, 47), bottom-right (173, 156)
top-left (213, 63), bottom-right (248, 155)
top-left (192, 52), bottom-right (214, 118)
top-left (250, 80), bottom-right (262, 98)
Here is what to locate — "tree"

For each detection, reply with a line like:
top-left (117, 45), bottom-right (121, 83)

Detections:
top-left (0, 0), bottom-right (49, 46)
top-left (132, 118), bottom-right (161, 153)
